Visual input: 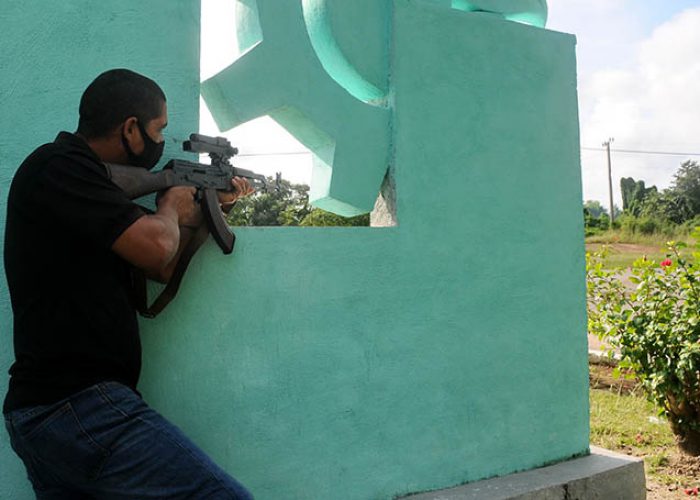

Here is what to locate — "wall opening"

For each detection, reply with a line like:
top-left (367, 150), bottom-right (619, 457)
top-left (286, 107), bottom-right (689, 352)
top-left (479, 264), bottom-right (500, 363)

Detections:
top-left (199, 0), bottom-right (396, 227)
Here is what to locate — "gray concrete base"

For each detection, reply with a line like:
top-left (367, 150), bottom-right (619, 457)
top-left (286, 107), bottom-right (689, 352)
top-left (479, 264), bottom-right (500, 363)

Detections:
top-left (401, 446), bottom-right (646, 499)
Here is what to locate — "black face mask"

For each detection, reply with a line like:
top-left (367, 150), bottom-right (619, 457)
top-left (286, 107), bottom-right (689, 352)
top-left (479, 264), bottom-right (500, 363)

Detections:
top-left (122, 120), bottom-right (165, 170)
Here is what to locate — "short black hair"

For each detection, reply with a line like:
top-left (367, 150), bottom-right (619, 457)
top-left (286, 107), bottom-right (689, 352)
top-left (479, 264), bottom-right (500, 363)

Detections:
top-left (77, 69), bottom-right (166, 139)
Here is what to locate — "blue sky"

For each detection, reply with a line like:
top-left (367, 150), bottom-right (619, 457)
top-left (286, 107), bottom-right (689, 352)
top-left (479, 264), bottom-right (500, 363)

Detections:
top-left (201, 1), bottom-right (700, 205)
top-left (550, 0), bottom-right (699, 73)
top-left (548, 0), bottom-right (700, 207)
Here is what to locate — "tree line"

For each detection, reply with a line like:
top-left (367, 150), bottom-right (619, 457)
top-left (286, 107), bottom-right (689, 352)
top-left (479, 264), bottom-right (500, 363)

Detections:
top-left (584, 160), bottom-right (700, 236)
top-left (226, 177), bottom-right (370, 227)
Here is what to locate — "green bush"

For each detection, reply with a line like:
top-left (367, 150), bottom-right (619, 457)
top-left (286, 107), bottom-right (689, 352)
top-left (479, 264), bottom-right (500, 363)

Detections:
top-left (585, 227), bottom-right (604, 238)
top-left (299, 208), bottom-right (369, 227)
top-left (637, 217), bottom-right (658, 235)
top-left (682, 215), bottom-right (700, 234)
top-left (584, 209), bottom-right (609, 232)
top-left (618, 214), bottom-right (637, 234)
top-left (587, 230), bottom-right (700, 455)
top-left (618, 214), bottom-right (678, 238)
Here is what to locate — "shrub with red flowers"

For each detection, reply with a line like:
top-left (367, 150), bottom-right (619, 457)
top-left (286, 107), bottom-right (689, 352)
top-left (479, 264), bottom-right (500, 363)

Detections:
top-left (587, 229), bottom-right (700, 455)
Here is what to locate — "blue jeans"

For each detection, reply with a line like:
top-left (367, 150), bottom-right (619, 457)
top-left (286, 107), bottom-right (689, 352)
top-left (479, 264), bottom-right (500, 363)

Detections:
top-left (3, 381), bottom-right (254, 499)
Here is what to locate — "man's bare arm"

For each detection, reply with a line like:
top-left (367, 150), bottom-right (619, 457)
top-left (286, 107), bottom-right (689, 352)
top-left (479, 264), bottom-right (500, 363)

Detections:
top-left (112, 177), bottom-right (254, 283)
top-left (112, 186), bottom-right (201, 282)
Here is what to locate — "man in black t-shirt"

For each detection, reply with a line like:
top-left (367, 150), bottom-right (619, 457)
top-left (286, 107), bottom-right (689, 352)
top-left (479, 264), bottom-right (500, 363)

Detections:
top-left (3, 69), bottom-right (254, 499)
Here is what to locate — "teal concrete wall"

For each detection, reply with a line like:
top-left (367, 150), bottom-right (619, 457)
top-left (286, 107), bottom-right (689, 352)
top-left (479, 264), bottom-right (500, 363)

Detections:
top-left (183, 1), bottom-right (587, 498)
top-left (0, 2), bottom-right (200, 498)
top-left (1, 1), bottom-right (588, 499)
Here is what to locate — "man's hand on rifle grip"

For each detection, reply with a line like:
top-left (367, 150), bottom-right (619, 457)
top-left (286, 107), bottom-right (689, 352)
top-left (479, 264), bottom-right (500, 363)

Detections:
top-left (158, 186), bottom-right (203, 228)
top-left (219, 176), bottom-right (255, 213)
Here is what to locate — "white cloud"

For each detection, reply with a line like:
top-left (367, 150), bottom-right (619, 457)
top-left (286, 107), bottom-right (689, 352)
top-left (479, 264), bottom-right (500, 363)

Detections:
top-left (578, 7), bottom-right (700, 205)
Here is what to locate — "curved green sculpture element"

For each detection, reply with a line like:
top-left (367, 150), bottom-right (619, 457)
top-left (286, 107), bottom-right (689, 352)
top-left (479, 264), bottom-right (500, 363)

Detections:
top-left (235, 0), bottom-right (263, 53)
top-left (302, 0), bottom-right (387, 104)
top-left (302, 0), bottom-right (389, 104)
top-left (202, 0), bottom-right (391, 216)
top-left (424, 0), bottom-right (548, 27)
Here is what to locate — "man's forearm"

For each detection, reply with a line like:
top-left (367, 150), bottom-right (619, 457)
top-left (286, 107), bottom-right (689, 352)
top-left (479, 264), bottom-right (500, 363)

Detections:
top-left (151, 203), bottom-right (182, 264)
top-left (147, 223), bottom-right (201, 283)
top-left (113, 208), bottom-right (181, 275)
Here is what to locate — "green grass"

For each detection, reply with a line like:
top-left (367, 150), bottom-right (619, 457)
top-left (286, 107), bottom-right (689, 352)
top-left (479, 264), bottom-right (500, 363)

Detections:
top-left (590, 388), bottom-right (674, 453)
top-left (585, 243), bottom-right (669, 269)
top-left (585, 230), bottom-right (687, 247)
top-left (585, 230), bottom-right (694, 269)
top-left (590, 388), bottom-right (691, 486)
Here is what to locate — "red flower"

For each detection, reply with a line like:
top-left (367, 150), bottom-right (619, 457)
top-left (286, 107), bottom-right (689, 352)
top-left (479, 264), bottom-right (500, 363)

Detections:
top-left (661, 259), bottom-right (673, 268)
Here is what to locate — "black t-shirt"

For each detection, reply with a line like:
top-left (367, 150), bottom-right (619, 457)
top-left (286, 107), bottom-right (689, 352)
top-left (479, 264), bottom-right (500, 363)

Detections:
top-left (3, 132), bottom-right (146, 413)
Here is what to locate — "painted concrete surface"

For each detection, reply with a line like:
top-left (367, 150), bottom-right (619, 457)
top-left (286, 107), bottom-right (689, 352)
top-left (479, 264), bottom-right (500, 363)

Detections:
top-left (190, 1), bottom-right (586, 498)
top-left (401, 447), bottom-right (646, 499)
top-left (0, 2), bottom-right (200, 498)
top-left (2, 1), bottom-right (589, 499)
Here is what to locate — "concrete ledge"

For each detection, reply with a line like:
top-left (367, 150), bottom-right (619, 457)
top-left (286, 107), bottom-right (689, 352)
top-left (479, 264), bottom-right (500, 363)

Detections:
top-left (400, 446), bottom-right (646, 499)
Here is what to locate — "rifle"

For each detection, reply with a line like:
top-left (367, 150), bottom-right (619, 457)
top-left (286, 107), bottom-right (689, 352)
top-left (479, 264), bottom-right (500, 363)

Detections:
top-left (105, 133), bottom-right (268, 254)
top-left (104, 134), bottom-right (270, 318)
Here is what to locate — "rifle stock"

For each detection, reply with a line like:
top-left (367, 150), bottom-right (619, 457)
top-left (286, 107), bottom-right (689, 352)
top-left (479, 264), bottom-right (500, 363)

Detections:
top-left (105, 161), bottom-right (235, 254)
top-left (104, 164), bottom-right (176, 199)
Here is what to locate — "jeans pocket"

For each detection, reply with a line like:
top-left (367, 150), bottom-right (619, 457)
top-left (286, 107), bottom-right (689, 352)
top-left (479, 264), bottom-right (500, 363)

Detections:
top-left (6, 413), bottom-right (49, 491)
top-left (24, 402), bottom-right (111, 482)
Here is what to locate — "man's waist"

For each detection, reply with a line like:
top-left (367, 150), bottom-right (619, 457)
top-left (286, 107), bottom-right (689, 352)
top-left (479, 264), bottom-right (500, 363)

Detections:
top-left (4, 370), bottom-right (139, 414)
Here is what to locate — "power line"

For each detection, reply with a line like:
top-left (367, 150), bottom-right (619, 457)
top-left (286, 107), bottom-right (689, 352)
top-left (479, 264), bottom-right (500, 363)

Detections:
top-left (227, 147), bottom-right (700, 159)
top-left (581, 146), bottom-right (700, 157)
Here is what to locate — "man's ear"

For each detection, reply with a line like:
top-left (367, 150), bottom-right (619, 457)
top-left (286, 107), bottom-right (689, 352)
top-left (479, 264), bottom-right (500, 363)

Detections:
top-left (122, 116), bottom-right (142, 152)
top-left (122, 116), bottom-right (138, 138)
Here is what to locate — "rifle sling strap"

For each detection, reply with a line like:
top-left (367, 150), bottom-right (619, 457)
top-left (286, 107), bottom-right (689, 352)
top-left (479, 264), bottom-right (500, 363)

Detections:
top-left (134, 224), bottom-right (210, 318)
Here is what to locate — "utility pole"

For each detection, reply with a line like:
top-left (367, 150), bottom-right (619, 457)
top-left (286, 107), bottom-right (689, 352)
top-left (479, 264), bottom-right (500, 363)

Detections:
top-left (603, 138), bottom-right (615, 224)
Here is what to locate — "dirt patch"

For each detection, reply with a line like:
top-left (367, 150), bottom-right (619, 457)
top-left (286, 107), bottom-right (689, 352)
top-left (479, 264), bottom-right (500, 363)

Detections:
top-left (647, 480), bottom-right (694, 499)
top-left (589, 362), bottom-right (638, 394)
top-left (665, 454), bottom-right (700, 480)
top-left (586, 242), bottom-right (662, 255)
top-left (646, 454), bottom-right (700, 499)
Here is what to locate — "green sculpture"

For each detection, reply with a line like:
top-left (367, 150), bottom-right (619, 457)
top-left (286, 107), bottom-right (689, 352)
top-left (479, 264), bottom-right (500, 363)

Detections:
top-left (203, 0), bottom-right (548, 216)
